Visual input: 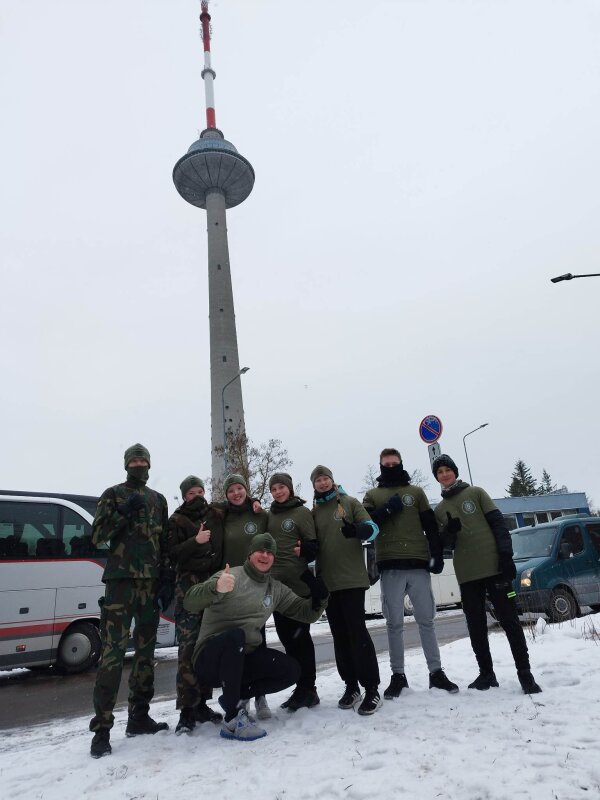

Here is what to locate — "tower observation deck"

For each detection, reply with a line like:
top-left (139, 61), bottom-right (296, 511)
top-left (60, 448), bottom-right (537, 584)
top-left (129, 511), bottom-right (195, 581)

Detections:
top-left (172, 2), bottom-right (254, 486)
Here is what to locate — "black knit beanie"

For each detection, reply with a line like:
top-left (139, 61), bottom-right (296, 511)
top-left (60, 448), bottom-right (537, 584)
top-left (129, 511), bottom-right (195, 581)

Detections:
top-left (432, 454), bottom-right (459, 479)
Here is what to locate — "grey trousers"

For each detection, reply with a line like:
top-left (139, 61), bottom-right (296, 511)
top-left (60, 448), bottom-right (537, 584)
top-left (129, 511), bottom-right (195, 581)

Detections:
top-left (380, 568), bottom-right (441, 674)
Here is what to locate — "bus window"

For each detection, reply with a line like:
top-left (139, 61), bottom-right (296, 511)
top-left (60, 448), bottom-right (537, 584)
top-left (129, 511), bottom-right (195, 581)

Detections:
top-left (0, 502), bottom-right (60, 558)
top-left (63, 507), bottom-right (107, 557)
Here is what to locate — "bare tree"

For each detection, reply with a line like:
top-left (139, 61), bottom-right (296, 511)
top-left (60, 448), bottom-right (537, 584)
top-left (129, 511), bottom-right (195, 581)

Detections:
top-left (212, 427), bottom-right (292, 505)
top-left (410, 468), bottom-right (430, 490)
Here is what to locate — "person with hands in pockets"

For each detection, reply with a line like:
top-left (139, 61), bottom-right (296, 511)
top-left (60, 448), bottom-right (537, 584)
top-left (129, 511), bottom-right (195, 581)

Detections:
top-left (432, 454), bottom-right (542, 695)
top-left (184, 533), bottom-right (328, 742)
top-left (310, 465), bottom-right (383, 716)
top-left (363, 448), bottom-right (458, 700)
top-left (267, 472), bottom-right (326, 712)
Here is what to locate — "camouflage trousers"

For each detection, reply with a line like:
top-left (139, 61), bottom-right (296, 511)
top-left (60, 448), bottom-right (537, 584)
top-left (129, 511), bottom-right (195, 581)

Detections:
top-left (174, 578), bottom-right (213, 710)
top-left (89, 578), bottom-right (159, 732)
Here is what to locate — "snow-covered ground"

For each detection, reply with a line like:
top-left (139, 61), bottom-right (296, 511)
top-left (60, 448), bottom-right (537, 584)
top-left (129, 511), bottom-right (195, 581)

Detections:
top-left (1, 615), bottom-right (599, 800)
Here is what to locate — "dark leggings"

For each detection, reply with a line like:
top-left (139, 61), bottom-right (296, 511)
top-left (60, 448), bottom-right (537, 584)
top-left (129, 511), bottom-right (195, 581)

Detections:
top-left (273, 611), bottom-right (317, 689)
top-left (193, 628), bottom-right (300, 720)
top-left (326, 588), bottom-right (380, 690)
top-left (460, 576), bottom-right (530, 674)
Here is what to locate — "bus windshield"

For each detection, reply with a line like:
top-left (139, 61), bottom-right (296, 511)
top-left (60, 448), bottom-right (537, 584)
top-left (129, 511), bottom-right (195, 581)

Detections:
top-left (511, 527), bottom-right (558, 559)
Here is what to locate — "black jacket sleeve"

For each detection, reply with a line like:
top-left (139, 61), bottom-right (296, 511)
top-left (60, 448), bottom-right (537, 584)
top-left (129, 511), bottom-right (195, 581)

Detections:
top-left (485, 509), bottom-right (513, 556)
top-left (420, 509), bottom-right (443, 561)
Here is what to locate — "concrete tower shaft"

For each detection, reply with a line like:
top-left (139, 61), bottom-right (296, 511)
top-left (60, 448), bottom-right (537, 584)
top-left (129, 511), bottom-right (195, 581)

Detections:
top-left (173, 1), bottom-right (254, 485)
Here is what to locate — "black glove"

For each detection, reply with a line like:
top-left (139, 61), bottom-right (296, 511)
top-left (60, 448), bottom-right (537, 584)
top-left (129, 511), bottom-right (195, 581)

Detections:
top-left (428, 555), bottom-right (444, 575)
top-left (300, 569), bottom-right (329, 610)
top-left (386, 494), bottom-right (404, 514)
top-left (441, 512), bottom-right (461, 550)
top-left (157, 568), bottom-right (176, 612)
top-left (499, 552), bottom-right (517, 582)
top-left (117, 493), bottom-right (145, 519)
top-left (298, 539), bottom-right (319, 562)
top-left (341, 521), bottom-right (373, 540)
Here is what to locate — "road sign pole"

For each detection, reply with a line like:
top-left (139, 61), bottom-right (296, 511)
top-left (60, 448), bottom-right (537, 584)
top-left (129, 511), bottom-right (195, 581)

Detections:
top-left (428, 442), bottom-right (441, 469)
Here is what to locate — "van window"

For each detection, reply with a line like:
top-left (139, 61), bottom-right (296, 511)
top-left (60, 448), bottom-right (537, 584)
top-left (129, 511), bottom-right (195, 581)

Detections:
top-left (560, 525), bottom-right (585, 556)
top-left (0, 502), bottom-right (61, 558)
top-left (585, 523), bottom-right (600, 557)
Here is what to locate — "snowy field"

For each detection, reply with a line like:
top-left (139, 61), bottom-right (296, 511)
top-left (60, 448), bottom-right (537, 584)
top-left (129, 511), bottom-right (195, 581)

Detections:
top-left (1, 616), bottom-right (599, 800)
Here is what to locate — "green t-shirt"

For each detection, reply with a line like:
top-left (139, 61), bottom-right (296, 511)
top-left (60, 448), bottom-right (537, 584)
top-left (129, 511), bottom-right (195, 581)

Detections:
top-left (434, 485), bottom-right (500, 584)
top-left (363, 484), bottom-right (432, 562)
top-left (313, 491), bottom-right (372, 592)
top-left (268, 499), bottom-right (316, 598)
top-left (221, 504), bottom-right (268, 568)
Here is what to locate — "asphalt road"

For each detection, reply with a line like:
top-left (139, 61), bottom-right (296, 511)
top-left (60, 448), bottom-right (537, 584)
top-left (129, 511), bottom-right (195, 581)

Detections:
top-left (0, 613), bottom-right (479, 731)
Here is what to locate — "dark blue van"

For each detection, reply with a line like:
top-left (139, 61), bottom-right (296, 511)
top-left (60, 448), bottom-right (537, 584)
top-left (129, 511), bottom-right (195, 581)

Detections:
top-left (511, 515), bottom-right (600, 622)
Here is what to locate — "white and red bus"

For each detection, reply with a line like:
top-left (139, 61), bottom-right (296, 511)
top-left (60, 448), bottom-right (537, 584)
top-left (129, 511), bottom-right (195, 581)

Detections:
top-left (0, 492), bottom-right (176, 673)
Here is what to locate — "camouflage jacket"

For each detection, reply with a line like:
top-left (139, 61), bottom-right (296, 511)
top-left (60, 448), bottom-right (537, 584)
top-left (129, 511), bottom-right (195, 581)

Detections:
top-left (92, 480), bottom-right (169, 581)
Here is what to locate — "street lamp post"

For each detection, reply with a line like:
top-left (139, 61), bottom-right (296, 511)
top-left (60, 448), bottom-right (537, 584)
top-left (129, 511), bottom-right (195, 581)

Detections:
top-left (462, 423), bottom-right (489, 486)
top-left (551, 273), bottom-right (600, 283)
top-left (221, 367), bottom-right (250, 473)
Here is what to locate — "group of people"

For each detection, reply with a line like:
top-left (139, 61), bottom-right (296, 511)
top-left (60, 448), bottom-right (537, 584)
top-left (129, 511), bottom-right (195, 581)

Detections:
top-left (88, 443), bottom-right (542, 757)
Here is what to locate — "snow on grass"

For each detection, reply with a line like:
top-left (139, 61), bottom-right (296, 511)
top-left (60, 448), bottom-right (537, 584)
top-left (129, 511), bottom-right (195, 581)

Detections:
top-left (1, 616), bottom-right (599, 800)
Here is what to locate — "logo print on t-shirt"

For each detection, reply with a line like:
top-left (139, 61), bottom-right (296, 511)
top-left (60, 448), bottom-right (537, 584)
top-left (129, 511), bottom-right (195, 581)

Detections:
top-left (282, 518), bottom-right (295, 532)
top-left (402, 494), bottom-right (415, 506)
top-left (462, 500), bottom-right (477, 515)
top-left (244, 521), bottom-right (258, 535)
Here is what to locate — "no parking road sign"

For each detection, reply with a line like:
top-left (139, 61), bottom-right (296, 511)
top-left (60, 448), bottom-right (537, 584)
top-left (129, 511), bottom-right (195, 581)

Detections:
top-left (419, 415), bottom-right (443, 444)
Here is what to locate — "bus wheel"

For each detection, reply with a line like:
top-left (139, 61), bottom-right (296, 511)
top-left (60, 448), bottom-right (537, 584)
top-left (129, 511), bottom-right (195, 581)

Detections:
top-left (57, 622), bottom-right (102, 673)
top-left (547, 589), bottom-right (578, 623)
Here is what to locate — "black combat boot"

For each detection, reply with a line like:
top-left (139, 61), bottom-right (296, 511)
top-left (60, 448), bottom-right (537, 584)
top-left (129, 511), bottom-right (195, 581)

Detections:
top-left (429, 669), bottom-right (459, 693)
top-left (468, 671), bottom-right (499, 690)
top-left (517, 669), bottom-right (542, 694)
top-left (175, 708), bottom-right (196, 735)
top-left (90, 730), bottom-right (111, 758)
top-left (125, 713), bottom-right (169, 737)
top-left (195, 699), bottom-right (223, 723)
top-left (384, 673), bottom-right (409, 699)
top-left (281, 686), bottom-right (320, 711)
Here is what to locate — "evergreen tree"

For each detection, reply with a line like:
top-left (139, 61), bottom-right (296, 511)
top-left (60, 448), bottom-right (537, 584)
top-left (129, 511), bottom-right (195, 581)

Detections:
top-left (506, 459), bottom-right (538, 496)
top-left (537, 469), bottom-right (557, 495)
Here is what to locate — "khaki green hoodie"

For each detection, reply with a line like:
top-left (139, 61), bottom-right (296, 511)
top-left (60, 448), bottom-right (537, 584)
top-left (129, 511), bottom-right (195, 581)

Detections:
top-left (184, 560), bottom-right (327, 663)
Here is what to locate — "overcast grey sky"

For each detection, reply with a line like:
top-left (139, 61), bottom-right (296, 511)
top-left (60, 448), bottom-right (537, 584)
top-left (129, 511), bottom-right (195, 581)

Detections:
top-left (1, 0), bottom-right (599, 509)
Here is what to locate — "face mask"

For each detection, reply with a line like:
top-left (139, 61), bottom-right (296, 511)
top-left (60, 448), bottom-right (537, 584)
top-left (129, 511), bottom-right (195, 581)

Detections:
top-left (185, 496), bottom-right (206, 512)
top-left (127, 466), bottom-right (149, 484)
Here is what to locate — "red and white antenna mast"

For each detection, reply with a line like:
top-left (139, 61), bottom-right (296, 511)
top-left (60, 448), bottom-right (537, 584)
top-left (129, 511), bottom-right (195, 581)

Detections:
top-left (200, 1), bottom-right (217, 129)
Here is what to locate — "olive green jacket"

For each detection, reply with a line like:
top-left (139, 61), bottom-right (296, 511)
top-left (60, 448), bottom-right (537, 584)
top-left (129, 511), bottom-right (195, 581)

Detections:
top-left (363, 484), bottom-right (433, 563)
top-left (184, 561), bottom-right (327, 661)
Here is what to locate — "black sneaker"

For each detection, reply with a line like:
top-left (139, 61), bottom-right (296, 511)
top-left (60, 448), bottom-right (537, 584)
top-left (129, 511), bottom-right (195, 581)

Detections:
top-left (281, 686), bottom-right (320, 712)
top-left (429, 669), bottom-right (459, 693)
top-left (518, 669), bottom-right (542, 695)
top-left (195, 700), bottom-right (223, 724)
top-left (357, 688), bottom-right (382, 716)
top-left (468, 672), bottom-right (499, 690)
top-left (338, 685), bottom-right (361, 710)
top-left (90, 730), bottom-right (111, 758)
top-left (175, 708), bottom-right (196, 735)
top-left (125, 714), bottom-right (169, 737)
top-left (384, 673), bottom-right (409, 699)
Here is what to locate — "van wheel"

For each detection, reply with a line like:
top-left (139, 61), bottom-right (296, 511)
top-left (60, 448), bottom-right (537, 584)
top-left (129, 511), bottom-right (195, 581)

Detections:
top-left (547, 589), bottom-right (578, 623)
top-left (403, 595), bottom-right (414, 616)
top-left (57, 622), bottom-right (102, 673)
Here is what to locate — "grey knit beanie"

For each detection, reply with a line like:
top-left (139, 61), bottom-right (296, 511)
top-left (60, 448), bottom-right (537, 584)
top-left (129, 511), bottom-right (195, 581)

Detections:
top-left (180, 475), bottom-right (205, 498)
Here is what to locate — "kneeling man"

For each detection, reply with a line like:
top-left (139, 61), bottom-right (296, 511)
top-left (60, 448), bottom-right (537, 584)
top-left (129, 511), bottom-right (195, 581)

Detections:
top-left (184, 533), bottom-right (328, 741)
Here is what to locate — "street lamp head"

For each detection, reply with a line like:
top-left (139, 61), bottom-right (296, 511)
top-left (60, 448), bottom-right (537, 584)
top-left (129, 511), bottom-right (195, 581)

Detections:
top-left (240, 367), bottom-right (250, 374)
top-left (480, 423), bottom-right (489, 429)
top-left (550, 273), bottom-right (573, 283)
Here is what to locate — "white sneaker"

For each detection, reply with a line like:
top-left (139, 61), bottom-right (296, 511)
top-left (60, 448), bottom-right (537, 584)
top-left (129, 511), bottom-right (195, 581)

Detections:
top-left (220, 708), bottom-right (267, 742)
top-left (254, 695), bottom-right (272, 720)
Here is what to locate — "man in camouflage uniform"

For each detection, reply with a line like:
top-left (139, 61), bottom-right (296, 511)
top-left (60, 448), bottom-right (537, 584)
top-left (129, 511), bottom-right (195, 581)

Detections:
top-left (168, 475), bottom-right (224, 734)
top-left (89, 443), bottom-right (173, 758)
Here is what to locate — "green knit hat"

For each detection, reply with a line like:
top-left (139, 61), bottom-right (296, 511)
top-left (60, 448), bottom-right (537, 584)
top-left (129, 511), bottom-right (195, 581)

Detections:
top-left (180, 475), bottom-right (205, 498)
top-left (269, 472), bottom-right (294, 495)
top-left (223, 473), bottom-right (249, 495)
top-left (310, 465), bottom-right (334, 486)
top-left (124, 443), bottom-right (151, 469)
top-left (248, 532), bottom-right (277, 556)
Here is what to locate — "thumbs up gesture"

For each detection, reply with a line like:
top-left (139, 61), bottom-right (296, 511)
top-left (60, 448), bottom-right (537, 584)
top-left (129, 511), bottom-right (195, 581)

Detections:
top-left (216, 563), bottom-right (236, 594)
top-left (195, 522), bottom-right (211, 545)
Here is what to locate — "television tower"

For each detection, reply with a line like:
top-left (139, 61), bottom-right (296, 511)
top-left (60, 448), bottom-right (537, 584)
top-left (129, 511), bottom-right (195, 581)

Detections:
top-left (173, 1), bottom-right (254, 484)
